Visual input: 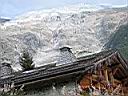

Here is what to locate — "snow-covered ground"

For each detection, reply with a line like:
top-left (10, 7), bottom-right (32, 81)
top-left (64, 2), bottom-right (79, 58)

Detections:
top-left (0, 4), bottom-right (128, 71)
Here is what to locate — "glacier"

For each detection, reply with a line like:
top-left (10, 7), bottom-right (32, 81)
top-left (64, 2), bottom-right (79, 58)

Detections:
top-left (0, 4), bottom-right (128, 71)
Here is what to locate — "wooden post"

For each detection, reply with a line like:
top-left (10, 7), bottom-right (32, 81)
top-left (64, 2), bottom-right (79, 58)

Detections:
top-left (108, 70), bottom-right (114, 94)
top-left (121, 84), bottom-right (124, 96)
top-left (90, 73), bottom-right (92, 87)
top-left (104, 67), bottom-right (109, 85)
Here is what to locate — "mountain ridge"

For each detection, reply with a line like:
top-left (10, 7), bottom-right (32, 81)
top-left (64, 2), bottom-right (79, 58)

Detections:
top-left (0, 4), bottom-right (128, 70)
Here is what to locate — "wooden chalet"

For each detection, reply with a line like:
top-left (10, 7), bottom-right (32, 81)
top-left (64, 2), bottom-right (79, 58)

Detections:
top-left (0, 49), bottom-right (128, 96)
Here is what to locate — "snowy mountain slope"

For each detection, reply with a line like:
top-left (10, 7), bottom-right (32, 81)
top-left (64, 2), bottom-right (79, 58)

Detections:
top-left (0, 4), bottom-right (128, 70)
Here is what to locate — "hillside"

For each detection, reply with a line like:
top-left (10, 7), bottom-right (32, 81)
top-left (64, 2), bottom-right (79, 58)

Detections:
top-left (0, 4), bottom-right (128, 70)
top-left (105, 23), bottom-right (128, 59)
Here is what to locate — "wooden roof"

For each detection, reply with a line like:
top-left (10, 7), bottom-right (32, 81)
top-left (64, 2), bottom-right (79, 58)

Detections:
top-left (0, 50), bottom-right (128, 87)
top-left (78, 49), bottom-right (128, 80)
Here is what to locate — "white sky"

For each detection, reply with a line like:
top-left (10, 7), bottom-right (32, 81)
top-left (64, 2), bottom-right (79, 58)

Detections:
top-left (0, 0), bottom-right (127, 18)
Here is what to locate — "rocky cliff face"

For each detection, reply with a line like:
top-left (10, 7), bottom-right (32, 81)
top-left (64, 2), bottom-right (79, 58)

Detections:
top-left (0, 4), bottom-right (128, 70)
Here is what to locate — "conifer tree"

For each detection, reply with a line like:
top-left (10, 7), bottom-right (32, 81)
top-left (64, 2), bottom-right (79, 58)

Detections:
top-left (19, 51), bottom-right (35, 71)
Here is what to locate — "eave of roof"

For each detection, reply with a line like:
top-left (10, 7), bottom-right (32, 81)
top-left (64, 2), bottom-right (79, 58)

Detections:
top-left (0, 49), bottom-right (128, 86)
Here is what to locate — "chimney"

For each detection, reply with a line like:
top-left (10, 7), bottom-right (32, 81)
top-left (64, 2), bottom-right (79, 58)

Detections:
top-left (57, 46), bottom-right (77, 65)
top-left (0, 58), bottom-right (13, 77)
top-left (52, 29), bottom-right (77, 65)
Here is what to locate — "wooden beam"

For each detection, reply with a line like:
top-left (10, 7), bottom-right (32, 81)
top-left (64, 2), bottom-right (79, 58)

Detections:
top-left (112, 84), bottom-right (121, 95)
top-left (117, 53), bottom-right (128, 70)
top-left (109, 64), bottom-right (119, 70)
top-left (122, 76), bottom-right (128, 82)
top-left (113, 68), bottom-right (119, 75)
top-left (109, 71), bottom-right (114, 91)
top-left (118, 68), bottom-right (125, 78)
top-left (118, 64), bottom-right (128, 76)
top-left (111, 54), bottom-right (120, 64)
top-left (93, 54), bottom-right (114, 66)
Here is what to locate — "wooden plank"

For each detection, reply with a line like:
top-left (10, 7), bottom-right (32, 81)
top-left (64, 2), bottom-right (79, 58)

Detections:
top-left (118, 68), bottom-right (126, 78)
top-left (117, 53), bottom-right (128, 70)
